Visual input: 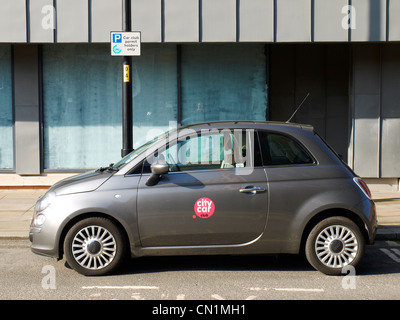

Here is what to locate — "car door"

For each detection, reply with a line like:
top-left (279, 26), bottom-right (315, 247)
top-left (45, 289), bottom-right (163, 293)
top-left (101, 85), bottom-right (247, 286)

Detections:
top-left (136, 128), bottom-right (269, 247)
top-left (257, 130), bottom-right (322, 249)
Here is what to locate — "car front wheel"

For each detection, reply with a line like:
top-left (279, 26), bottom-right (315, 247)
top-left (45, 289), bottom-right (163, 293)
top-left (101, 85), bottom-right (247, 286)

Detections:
top-left (64, 217), bottom-right (127, 276)
top-left (305, 216), bottom-right (365, 275)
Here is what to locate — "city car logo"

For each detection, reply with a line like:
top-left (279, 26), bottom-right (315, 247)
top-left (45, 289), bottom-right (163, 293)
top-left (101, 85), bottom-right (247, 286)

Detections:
top-left (193, 198), bottom-right (215, 219)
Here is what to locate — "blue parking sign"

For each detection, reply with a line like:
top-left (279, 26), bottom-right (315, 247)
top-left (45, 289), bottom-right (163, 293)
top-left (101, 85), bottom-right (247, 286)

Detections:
top-left (110, 31), bottom-right (141, 56)
top-left (112, 33), bottom-right (122, 43)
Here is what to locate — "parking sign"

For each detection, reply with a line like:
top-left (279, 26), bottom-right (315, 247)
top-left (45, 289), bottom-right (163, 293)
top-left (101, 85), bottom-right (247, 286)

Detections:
top-left (112, 33), bottom-right (122, 43)
top-left (110, 31), bottom-right (141, 56)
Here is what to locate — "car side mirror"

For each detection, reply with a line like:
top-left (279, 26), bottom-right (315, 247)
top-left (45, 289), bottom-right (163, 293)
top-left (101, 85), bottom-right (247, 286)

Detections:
top-left (146, 161), bottom-right (169, 186)
top-left (150, 161), bottom-right (169, 175)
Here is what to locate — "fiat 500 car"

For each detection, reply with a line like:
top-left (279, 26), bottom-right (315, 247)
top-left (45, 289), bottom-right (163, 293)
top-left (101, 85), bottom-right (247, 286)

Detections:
top-left (30, 121), bottom-right (377, 276)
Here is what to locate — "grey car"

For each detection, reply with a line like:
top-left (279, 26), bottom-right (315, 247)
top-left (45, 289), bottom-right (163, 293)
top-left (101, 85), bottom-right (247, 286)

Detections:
top-left (30, 121), bottom-right (377, 276)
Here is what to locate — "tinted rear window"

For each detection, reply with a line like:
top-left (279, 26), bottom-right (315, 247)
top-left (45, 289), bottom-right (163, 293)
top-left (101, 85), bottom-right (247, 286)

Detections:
top-left (258, 131), bottom-right (314, 166)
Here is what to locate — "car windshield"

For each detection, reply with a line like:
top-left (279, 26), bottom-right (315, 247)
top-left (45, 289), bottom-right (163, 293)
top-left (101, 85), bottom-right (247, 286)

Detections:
top-left (112, 133), bottom-right (169, 170)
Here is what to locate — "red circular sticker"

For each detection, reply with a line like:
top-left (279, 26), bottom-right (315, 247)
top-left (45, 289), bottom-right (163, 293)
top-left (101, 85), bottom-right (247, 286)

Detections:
top-left (193, 197), bottom-right (215, 219)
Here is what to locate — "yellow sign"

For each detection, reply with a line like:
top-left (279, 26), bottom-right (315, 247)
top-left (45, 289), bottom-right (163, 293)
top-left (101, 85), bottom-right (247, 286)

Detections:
top-left (123, 65), bottom-right (130, 83)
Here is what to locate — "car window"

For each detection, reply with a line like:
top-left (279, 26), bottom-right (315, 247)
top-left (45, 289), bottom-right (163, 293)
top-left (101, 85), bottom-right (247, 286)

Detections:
top-left (258, 131), bottom-right (314, 166)
top-left (113, 133), bottom-right (168, 170)
top-left (145, 130), bottom-right (262, 173)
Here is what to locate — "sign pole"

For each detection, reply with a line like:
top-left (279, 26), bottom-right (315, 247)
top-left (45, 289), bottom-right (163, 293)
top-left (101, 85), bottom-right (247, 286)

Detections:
top-left (121, 0), bottom-right (133, 157)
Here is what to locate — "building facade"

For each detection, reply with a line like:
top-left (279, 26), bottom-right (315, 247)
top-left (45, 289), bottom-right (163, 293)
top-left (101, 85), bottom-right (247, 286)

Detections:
top-left (0, 0), bottom-right (399, 190)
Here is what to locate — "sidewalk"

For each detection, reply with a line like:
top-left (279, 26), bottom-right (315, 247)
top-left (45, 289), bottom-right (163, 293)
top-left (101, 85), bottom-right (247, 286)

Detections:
top-left (0, 188), bottom-right (399, 240)
top-left (0, 189), bottom-right (45, 239)
top-left (369, 190), bottom-right (400, 240)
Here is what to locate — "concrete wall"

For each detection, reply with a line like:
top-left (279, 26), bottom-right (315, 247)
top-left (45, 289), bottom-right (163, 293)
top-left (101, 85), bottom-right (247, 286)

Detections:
top-left (13, 45), bottom-right (41, 175)
top-left (3, 0), bottom-right (400, 185)
top-left (0, 0), bottom-right (398, 43)
top-left (350, 43), bottom-right (400, 178)
top-left (8, 42), bottom-right (400, 180)
top-left (270, 44), bottom-right (350, 161)
top-left (270, 42), bottom-right (400, 179)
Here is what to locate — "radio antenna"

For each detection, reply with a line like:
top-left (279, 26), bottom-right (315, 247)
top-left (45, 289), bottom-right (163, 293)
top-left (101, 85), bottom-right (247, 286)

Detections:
top-left (286, 93), bottom-right (310, 123)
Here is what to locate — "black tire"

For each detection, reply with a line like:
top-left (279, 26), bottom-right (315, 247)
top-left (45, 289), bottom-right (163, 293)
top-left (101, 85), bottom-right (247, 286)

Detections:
top-left (64, 217), bottom-right (127, 276)
top-left (305, 216), bottom-right (365, 276)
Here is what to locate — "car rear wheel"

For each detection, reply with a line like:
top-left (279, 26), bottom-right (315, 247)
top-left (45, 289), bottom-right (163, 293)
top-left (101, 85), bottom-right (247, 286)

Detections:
top-left (64, 217), bottom-right (127, 276)
top-left (305, 216), bottom-right (365, 275)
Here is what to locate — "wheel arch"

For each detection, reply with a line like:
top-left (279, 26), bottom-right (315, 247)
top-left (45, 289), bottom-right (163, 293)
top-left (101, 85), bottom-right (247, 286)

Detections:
top-left (299, 208), bottom-right (369, 255)
top-left (57, 212), bottom-right (131, 260)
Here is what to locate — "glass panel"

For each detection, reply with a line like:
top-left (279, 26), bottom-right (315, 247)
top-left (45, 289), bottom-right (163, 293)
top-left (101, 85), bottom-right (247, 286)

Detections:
top-left (43, 44), bottom-right (122, 169)
top-left (132, 44), bottom-right (177, 149)
top-left (150, 130), bottom-right (257, 172)
top-left (0, 45), bottom-right (13, 169)
top-left (258, 131), bottom-right (313, 166)
top-left (181, 44), bottom-right (267, 124)
top-left (43, 44), bottom-right (178, 170)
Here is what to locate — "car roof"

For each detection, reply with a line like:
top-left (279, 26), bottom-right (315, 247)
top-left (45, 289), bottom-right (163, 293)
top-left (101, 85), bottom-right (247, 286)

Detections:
top-left (178, 120), bottom-right (315, 133)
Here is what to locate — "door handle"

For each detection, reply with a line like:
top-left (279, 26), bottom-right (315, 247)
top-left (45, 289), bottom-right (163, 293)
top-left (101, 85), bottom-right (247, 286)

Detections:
top-left (239, 186), bottom-right (266, 194)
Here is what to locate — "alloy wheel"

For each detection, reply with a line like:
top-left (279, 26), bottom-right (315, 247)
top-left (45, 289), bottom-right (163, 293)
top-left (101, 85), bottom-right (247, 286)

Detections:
top-left (71, 225), bottom-right (117, 270)
top-left (314, 224), bottom-right (359, 269)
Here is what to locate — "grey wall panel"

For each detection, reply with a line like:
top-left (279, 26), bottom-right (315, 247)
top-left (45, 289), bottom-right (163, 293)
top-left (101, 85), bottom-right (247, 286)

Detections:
top-left (388, 0), bottom-right (400, 41)
top-left (326, 95), bottom-right (349, 159)
top-left (15, 105), bottom-right (41, 175)
top-left (354, 46), bottom-right (380, 95)
top-left (270, 44), bottom-right (296, 121)
top-left (91, 0), bottom-right (122, 42)
top-left (325, 44), bottom-right (349, 160)
top-left (270, 44), bottom-right (350, 161)
top-left (164, 0), bottom-right (198, 42)
top-left (294, 45), bottom-right (326, 135)
top-left (13, 45), bottom-right (41, 175)
top-left (238, 0), bottom-right (273, 42)
top-left (201, 0), bottom-right (236, 42)
top-left (351, 0), bottom-right (386, 41)
top-left (131, 0), bottom-right (161, 43)
top-left (381, 44), bottom-right (400, 177)
top-left (313, 0), bottom-right (348, 42)
top-left (0, 0), bottom-right (26, 42)
top-left (381, 44), bottom-right (400, 118)
top-left (56, 0), bottom-right (88, 43)
top-left (352, 44), bottom-right (381, 177)
top-left (29, 0), bottom-right (54, 43)
top-left (353, 95), bottom-right (380, 177)
top-left (381, 119), bottom-right (400, 177)
top-left (4, 0), bottom-right (400, 43)
top-left (275, 0), bottom-right (311, 42)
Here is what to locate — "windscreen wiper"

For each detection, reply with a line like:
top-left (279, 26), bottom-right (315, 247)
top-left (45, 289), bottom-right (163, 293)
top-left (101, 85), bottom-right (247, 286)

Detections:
top-left (95, 163), bottom-right (118, 172)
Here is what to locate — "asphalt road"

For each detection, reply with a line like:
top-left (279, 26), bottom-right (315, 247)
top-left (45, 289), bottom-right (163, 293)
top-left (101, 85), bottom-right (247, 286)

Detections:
top-left (1, 239), bottom-right (400, 301)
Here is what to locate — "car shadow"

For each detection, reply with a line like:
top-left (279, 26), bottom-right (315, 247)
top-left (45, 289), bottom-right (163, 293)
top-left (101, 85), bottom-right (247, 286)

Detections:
top-left (60, 241), bottom-right (400, 277)
top-left (115, 254), bottom-right (315, 276)
top-left (160, 172), bottom-right (205, 189)
top-left (113, 243), bottom-right (400, 277)
top-left (355, 244), bottom-right (400, 276)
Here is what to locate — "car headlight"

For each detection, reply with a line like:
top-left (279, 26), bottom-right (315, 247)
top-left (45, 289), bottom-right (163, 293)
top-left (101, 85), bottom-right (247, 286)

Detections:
top-left (34, 214), bottom-right (46, 227)
top-left (37, 192), bottom-right (56, 212)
